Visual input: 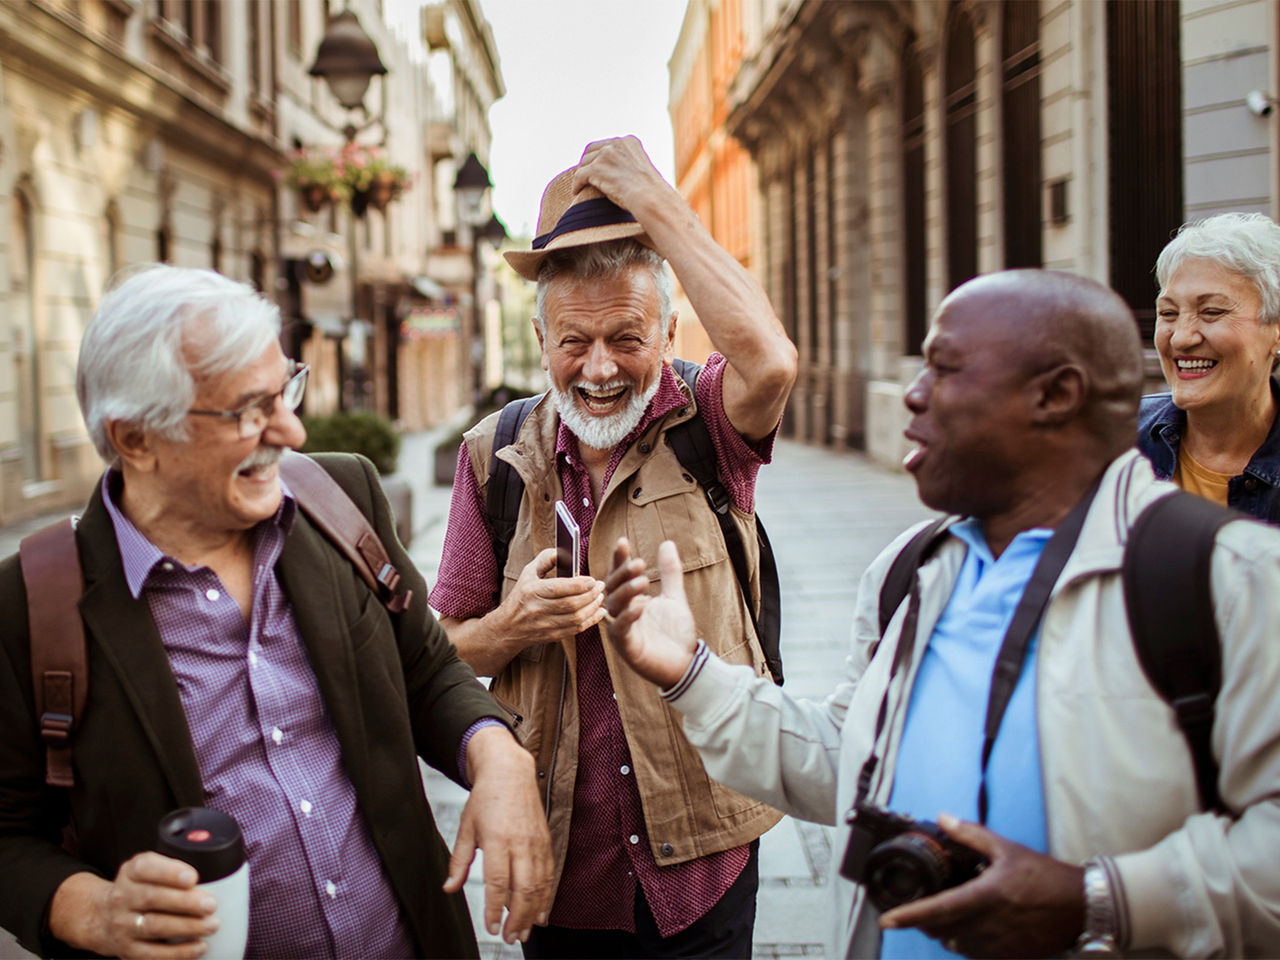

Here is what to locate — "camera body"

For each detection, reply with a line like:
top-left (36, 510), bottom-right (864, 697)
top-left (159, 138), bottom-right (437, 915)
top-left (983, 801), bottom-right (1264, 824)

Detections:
top-left (840, 802), bottom-right (988, 912)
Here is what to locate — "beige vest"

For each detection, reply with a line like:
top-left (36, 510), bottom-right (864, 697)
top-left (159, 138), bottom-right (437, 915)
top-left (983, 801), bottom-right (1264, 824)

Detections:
top-left (463, 385), bottom-right (783, 888)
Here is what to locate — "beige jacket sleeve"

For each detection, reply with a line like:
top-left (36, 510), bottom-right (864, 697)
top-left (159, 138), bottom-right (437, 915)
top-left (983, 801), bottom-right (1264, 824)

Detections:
top-left (1108, 519), bottom-right (1280, 957)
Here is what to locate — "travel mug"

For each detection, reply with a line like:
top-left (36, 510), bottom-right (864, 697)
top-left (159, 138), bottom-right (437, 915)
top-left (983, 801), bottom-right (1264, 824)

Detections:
top-left (157, 807), bottom-right (249, 960)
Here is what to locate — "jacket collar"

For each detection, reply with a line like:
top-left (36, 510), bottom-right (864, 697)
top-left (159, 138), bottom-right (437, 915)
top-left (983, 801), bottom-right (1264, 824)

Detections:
top-left (76, 478), bottom-right (206, 806)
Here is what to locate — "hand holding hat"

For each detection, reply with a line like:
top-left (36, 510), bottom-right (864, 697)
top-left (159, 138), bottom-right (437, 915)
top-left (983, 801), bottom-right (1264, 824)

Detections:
top-left (503, 135), bottom-right (669, 281)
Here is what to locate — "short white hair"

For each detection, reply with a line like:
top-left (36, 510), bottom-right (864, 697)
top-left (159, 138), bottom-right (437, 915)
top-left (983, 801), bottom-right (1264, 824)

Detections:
top-left (534, 239), bottom-right (674, 338)
top-left (1156, 212), bottom-right (1280, 325)
top-left (77, 264), bottom-right (282, 466)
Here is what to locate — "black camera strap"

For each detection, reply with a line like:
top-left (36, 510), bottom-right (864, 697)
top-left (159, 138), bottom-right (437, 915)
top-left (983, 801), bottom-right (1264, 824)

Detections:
top-left (853, 480), bottom-right (1100, 822)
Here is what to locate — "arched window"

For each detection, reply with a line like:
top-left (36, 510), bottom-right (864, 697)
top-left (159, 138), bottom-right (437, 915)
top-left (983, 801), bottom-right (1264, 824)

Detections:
top-left (1002, 1), bottom-right (1042, 268)
top-left (901, 40), bottom-right (927, 354)
top-left (11, 188), bottom-right (43, 481)
top-left (945, 5), bottom-right (978, 291)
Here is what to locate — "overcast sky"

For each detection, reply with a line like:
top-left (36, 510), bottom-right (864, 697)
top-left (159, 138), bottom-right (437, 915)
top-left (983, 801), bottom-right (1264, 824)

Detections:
top-left (480, 0), bottom-right (689, 237)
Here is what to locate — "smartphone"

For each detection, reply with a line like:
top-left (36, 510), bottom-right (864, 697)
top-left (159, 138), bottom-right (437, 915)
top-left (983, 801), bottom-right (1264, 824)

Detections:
top-left (554, 500), bottom-right (581, 578)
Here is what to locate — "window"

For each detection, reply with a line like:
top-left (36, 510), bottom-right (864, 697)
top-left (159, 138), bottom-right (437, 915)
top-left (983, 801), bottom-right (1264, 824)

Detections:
top-left (901, 40), bottom-right (928, 354)
top-left (945, 5), bottom-right (978, 291)
top-left (1107, 0), bottom-right (1183, 341)
top-left (1002, 0), bottom-right (1042, 268)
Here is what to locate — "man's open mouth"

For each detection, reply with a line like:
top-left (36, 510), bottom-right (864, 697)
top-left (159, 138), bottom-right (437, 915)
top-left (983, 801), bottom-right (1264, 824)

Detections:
top-left (577, 384), bottom-right (629, 413)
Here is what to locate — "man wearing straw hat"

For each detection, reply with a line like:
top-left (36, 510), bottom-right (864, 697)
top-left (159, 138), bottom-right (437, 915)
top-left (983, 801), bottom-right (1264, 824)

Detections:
top-left (431, 136), bottom-right (798, 958)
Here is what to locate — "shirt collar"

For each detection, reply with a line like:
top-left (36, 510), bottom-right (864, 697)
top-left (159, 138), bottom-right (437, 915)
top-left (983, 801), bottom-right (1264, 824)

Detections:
top-left (554, 364), bottom-right (689, 469)
top-left (101, 468), bottom-right (297, 598)
top-left (949, 516), bottom-right (1052, 565)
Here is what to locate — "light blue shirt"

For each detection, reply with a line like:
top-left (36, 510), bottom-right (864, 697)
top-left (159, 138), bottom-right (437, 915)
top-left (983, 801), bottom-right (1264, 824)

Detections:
top-left (880, 519), bottom-right (1050, 959)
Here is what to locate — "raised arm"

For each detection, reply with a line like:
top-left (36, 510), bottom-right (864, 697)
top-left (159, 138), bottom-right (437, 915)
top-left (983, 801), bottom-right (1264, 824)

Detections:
top-left (572, 136), bottom-right (797, 442)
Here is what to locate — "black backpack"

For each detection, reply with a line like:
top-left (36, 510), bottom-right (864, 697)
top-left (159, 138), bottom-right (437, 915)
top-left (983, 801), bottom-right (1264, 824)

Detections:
top-left (876, 489), bottom-right (1240, 812)
top-left (482, 358), bottom-right (784, 685)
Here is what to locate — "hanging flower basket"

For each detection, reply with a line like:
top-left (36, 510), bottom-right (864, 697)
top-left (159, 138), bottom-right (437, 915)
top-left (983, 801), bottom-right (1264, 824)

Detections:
top-left (339, 143), bottom-right (411, 217)
top-left (277, 147), bottom-right (348, 212)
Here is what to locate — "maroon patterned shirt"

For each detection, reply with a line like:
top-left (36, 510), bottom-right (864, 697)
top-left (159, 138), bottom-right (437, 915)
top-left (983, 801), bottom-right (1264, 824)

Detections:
top-left (431, 354), bottom-right (773, 936)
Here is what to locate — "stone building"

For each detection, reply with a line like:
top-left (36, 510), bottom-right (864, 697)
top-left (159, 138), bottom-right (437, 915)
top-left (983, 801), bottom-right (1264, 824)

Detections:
top-left (672, 0), bottom-right (1280, 466)
top-left (0, 0), bottom-right (503, 527)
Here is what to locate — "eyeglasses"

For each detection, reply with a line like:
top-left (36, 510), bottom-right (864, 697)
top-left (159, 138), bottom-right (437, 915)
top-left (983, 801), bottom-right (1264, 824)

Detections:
top-left (188, 361), bottom-right (309, 438)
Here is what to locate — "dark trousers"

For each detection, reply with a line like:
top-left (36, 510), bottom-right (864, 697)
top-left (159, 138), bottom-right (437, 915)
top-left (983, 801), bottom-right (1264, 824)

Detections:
top-left (522, 840), bottom-right (759, 959)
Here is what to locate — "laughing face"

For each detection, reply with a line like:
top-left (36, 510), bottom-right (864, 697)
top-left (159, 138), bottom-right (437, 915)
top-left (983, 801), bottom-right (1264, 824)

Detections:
top-left (145, 341), bottom-right (307, 543)
top-left (538, 264), bottom-right (675, 451)
top-left (1155, 258), bottom-right (1280, 415)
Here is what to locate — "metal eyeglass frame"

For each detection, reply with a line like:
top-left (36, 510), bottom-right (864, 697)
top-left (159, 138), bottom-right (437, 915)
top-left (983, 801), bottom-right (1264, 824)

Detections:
top-left (187, 361), bottom-right (309, 438)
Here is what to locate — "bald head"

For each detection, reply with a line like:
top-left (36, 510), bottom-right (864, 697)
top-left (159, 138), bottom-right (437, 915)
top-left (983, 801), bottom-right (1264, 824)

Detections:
top-left (941, 269), bottom-right (1143, 454)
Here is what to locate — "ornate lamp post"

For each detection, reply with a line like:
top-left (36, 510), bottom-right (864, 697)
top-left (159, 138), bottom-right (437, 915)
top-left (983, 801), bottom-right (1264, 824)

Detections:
top-left (453, 152), bottom-right (494, 404)
top-left (306, 9), bottom-right (387, 411)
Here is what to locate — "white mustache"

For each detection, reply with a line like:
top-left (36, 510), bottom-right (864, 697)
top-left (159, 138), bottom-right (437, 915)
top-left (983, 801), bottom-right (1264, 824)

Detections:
top-left (236, 445), bottom-right (285, 473)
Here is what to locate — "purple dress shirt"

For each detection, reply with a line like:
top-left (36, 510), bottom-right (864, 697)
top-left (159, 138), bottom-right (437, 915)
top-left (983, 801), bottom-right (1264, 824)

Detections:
top-left (102, 473), bottom-right (414, 959)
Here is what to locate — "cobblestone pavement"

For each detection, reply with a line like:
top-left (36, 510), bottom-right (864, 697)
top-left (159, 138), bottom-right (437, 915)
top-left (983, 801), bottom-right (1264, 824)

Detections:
top-left (1, 428), bottom-right (934, 959)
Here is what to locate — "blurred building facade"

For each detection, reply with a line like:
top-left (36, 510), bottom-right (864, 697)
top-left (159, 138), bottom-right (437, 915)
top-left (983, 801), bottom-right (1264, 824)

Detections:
top-left (0, 0), bottom-right (503, 526)
top-left (671, 0), bottom-right (1280, 466)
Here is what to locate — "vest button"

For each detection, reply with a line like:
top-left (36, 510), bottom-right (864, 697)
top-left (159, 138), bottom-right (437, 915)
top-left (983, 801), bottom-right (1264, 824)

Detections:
top-left (660, 843), bottom-right (674, 857)
top-left (538, 770), bottom-right (546, 779)
top-left (639, 441), bottom-right (651, 453)
top-left (682, 473), bottom-right (693, 483)
top-left (632, 487), bottom-right (642, 499)
top-left (1244, 477), bottom-right (1259, 492)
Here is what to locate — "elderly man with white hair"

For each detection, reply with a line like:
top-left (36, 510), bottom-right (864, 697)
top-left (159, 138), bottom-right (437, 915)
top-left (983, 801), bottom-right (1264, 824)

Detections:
top-left (0, 264), bottom-right (552, 959)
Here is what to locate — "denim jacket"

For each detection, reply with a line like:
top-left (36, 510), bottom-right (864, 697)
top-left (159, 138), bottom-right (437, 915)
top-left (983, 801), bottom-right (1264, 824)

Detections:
top-left (1137, 382), bottom-right (1280, 524)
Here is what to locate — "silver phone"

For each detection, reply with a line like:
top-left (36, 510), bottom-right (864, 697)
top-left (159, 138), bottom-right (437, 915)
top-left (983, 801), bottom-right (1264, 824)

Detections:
top-left (554, 500), bottom-right (580, 578)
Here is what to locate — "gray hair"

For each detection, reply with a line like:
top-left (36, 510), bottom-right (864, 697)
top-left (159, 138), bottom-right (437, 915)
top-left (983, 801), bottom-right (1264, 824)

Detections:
top-left (77, 264), bottom-right (282, 466)
top-left (534, 239), bottom-right (675, 338)
top-left (1155, 212), bottom-right (1280, 325)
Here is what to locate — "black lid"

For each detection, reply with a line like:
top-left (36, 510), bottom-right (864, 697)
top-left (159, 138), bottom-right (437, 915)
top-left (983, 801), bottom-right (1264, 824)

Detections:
top-left (157, 808), bottom-right (245, 883)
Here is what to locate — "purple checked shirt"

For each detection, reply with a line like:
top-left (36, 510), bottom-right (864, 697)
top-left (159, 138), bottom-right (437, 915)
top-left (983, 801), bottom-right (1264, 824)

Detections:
top-left (102, 474), bottom-right (415, 959)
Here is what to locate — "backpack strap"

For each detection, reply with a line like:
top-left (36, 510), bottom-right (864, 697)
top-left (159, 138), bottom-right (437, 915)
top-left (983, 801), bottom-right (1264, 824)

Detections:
top-left (484, 394), bottom-right (543, 591)
top-left (666, 358), bottom-right (785, 685)
top-left (280, 452), bottom-right (412, 613)
top-left (876, 516), bottom-right (951, 639)
top-left (1124, 491), bottom-right (1235, 812)
top-left (19, 518), bottom-right (88, 788)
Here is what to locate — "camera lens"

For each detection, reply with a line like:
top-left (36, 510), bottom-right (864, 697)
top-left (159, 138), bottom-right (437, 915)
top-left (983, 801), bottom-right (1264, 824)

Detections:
top-left (864, 831), bottom-right (952, 911)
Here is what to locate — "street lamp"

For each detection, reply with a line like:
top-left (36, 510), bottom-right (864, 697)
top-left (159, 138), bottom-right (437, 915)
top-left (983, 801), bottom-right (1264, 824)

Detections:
top-left (453, 152), bottom-right (494, 404)
top-left (306, 9), bottom-right (387, 412)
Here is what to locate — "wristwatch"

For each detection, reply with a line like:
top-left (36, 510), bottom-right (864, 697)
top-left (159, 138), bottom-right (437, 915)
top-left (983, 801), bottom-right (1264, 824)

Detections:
top-left (1073, 858), bottom-right (1122, 957)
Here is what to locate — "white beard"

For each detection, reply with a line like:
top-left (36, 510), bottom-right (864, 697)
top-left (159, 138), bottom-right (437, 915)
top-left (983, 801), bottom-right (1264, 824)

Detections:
top-left (550, 372), bottom-right (661, 452)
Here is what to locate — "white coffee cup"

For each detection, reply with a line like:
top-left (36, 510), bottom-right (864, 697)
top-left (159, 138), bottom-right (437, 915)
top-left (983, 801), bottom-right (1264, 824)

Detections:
top-left (157, 807), bottom-right (249, 960)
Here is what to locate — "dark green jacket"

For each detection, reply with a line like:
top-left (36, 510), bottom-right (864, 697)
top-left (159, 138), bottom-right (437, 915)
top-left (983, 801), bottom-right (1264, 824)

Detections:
top-left (0, 453), bottom-right (503, 958)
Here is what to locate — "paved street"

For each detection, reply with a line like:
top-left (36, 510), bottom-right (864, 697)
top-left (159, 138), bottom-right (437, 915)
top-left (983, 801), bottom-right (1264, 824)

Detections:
top-left (0, 428), bottom-right (933, 959)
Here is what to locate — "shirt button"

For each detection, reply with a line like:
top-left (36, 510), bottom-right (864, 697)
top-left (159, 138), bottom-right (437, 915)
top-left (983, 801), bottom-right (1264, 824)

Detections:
top-left (629, 834), bottom-right (639, 845)
top-left (271, 727), bottom-right (283, 744)
top-left (249, 651), bottom-right (258, 666)
top-left (1244, 477), bottom-right (1259, 492)
top-left (620, 765), bottom-right (630, 775)
top-left (205, 588), bottom-right (220, 602)
top-left (325, 880), bottom-right (337, 898)
top-left (161, 562), bottom-right (174, 572)
top-left (299, 799), bottom-right (313, 815)
top-left (582, 497), bottom-right (590, 507)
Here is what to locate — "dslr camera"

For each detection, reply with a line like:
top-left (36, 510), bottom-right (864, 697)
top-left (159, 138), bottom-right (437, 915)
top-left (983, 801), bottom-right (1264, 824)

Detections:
top-left (840, 802), bottom-right (988, 912)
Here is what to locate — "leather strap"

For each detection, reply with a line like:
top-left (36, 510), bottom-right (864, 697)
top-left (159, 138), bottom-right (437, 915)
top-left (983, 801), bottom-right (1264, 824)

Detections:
top-left (280, 452), bottom-right (412, 613)
top-left (19, 518), bottom-right (87, 788)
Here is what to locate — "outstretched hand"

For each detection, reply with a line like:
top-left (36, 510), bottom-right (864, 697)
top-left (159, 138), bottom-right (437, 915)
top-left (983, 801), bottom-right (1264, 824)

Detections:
top-left (602, 538), bottom-right (698, 690)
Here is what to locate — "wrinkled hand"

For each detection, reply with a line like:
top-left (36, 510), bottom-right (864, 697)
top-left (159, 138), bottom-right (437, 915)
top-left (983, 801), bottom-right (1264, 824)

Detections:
top-left (572, 136), bottom-right (674, 217)
top-left (602, 538), bottom-right (698, 690)
top-left (500, 547), bottom-right (605, 644)
top-left (878, 814), bottom-right (1085, 958)
top-left (445, 727), bottom-right (553, 945)
top-left (51, 854), bottom-right (218, 959)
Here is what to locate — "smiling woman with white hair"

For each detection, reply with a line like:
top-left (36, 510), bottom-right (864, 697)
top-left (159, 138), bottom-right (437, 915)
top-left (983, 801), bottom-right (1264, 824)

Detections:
top-left (1137, 212), bottom-right (1280, 523)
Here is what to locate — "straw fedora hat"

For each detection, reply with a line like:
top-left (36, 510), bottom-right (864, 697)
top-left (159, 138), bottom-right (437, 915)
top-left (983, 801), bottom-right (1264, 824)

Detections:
top-left (504, 166), bottom-right (655, 281)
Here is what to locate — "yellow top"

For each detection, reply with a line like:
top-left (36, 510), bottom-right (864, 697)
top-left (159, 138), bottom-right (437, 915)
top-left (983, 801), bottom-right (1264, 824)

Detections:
top-left (1174, 445), bottom-right (1232, 506)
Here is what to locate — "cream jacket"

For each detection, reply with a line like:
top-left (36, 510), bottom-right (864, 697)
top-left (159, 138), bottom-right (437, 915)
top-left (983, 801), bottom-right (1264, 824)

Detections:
top-left (667, 450), bottom-right (1280, 958)
top-left (463, 386), bottom-right (782, 894)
